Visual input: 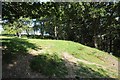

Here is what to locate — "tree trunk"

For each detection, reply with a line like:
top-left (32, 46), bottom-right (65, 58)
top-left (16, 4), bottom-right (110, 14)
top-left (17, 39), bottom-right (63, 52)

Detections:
top-left (41, 28), bottom-right (44, 38)
top-left (81, 35), bottom-right (84, 44)
top-left (33, 29), bottom-right (35, 38)
top-left (109, 31), bottom-right (112, 53)
top-left (41, 22), bottom-right (44, 38)
top-left (19, 33), bottom-right (21, 38)
top-left (94, 35), bottom-right (98, 48)
top-left (93, 18), bottom-right (98, 48)
top-left (26, 29), bottom-right (29, 36)
top-left (16, 32), bottom-right (19, 37)
top-left (16, 32), bottom-right (21, 38)
top-left (54, 26), bottom-right (58, 39)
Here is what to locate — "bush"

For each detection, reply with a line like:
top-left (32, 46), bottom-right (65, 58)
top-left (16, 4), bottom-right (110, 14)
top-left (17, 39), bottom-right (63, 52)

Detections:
top-left (30, 53), bottom-right (68, 77)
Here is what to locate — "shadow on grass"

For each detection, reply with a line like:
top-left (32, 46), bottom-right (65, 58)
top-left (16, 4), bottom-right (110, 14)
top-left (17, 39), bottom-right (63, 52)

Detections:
top-left (29, 53), bottom-right (113, 78)
top-left (1, 37), bottom-right (115, 78)
top-left (30, 53), bottom-right (68, 78)
top-left (2, 37), bottom-right (39, 63)
top-left (75, 64), bottom-right (110, 78)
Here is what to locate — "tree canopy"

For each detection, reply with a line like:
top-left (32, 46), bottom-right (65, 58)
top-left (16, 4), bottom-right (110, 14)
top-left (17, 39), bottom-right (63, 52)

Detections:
top-left (2, 2), bottom-right (120, 57)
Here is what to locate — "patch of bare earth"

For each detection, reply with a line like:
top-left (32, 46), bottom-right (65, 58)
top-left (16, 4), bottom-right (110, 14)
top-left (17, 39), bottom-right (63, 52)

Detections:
top-left (2, 53), bottom-right (47, 78)
top-left (2, 49), bottom-right (119, 78)
top-left (29, 49), bottom-right (45, 56)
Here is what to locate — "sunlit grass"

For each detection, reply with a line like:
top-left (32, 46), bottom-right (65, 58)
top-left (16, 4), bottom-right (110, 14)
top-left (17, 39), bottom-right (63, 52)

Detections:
top-left (28, 39), bottom-right (117, 66)
top-left (76, 62), bottom-right (118, 78)
top-left (1, 36), bottom-right (118, 78)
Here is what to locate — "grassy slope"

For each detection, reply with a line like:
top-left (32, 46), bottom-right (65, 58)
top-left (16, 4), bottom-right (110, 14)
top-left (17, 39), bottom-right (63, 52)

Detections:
top-left (28, 39), bottom-right (118, 77)
top-left (1, 36), bottom-right (119, 78)
top-left (28, 39), bottom-right (117, 65)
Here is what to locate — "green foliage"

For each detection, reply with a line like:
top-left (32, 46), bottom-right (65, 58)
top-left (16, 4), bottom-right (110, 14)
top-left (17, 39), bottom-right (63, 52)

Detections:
top-left (2, 2), bottom-right (120, 56)
top-left (30, 53), bottom-right (68, 77)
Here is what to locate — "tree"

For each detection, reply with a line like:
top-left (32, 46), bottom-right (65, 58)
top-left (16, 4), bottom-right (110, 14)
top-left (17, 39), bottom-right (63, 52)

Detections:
top-left (2, 2), bottom-right (120, 57)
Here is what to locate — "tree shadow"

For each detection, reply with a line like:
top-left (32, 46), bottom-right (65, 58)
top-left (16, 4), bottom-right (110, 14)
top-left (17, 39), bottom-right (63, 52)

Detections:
top-left (2, 37), bottom-right (40, 64)
top-left (2, 51), bottom-right (116, 79)
top-left (63, 59), bottom-right (114, 79)
top-left (29, 53), bottom-right (114, 78)
top-left (1, 38), bottom-right (117, 79)
top-left (29, 53), bottom-right (68, 78)
top-left (75, 64), bottom-right (110, 78)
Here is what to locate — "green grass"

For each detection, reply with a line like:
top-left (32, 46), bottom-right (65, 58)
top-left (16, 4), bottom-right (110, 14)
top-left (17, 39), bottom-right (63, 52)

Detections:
top-left (28, 39), bottom-right (117, 65)
top-left (75, 62), bottom-right (118, 78)
top-left (30, 53), bottom-right (68, 77)
top-left (1, 36), bottom-right (38, 63)
top-left (1, 36), bottom-right (118, 78)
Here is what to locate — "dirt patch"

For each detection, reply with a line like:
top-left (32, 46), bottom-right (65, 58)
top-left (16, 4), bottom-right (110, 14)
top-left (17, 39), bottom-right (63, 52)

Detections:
top-left (2, 51), bottom-right (119, 78)
top-left (62, 52), bottom-right (102, 65)
top-left (2, 54), bottom-right (46, 78)
top-left (29, 49), bottom-right (45, 56)
top-left (62, 52), bottom-right (118, 75)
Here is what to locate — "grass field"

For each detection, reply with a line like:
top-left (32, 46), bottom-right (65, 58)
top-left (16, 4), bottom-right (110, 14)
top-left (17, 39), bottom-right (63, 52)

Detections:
top-left (1, 36), bottom-right (119, 78)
